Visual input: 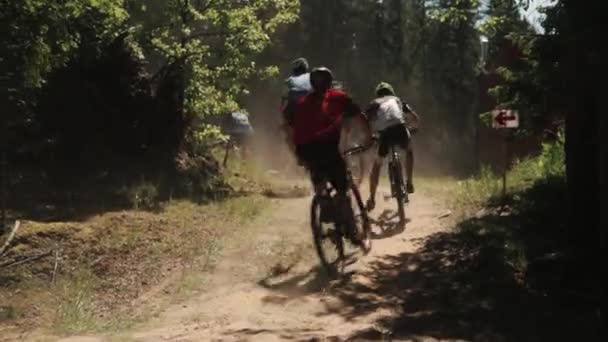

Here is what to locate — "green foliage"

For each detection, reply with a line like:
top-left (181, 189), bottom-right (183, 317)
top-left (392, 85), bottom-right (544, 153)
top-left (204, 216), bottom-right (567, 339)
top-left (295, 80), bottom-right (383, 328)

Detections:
top-left (454, 165), bottom-right (502, 207)
top-left (480, 0), bottom-right (530, 49)
top-left (130, 0), bottom-right (298, 120)
top-left (3, 0), bottom-right (299, 202)
top-left (443, 133), bottom-right (565, 208)
top-left (174, 151), bottom-right (231, 199)
top-left (480, 0), bottom-right (560, 133)
top-left (511, 127), bottom-right (565, 181)
top-left (2, 0), bottom-right (298, 126)
top-left (0, 0), bottom-right (128, 90)
top-left (428, 0), bottom-right (481, 25)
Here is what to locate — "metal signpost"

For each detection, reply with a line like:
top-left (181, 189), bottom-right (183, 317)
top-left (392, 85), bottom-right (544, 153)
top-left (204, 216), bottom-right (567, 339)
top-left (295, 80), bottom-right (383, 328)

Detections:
top-left (492, 109), bottom-right (519, 198)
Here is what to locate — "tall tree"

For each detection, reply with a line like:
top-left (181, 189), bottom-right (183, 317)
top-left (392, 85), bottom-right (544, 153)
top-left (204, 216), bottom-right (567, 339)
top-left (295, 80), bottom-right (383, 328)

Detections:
top-left (420, 0), bottom-right (481, 172)
top-left (482, 0), bottom-right (602, 287)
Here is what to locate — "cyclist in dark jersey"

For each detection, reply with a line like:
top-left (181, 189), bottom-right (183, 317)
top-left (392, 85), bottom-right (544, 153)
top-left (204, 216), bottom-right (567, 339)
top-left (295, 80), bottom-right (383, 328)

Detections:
top-left (283, 67), bottom-right (372, 249)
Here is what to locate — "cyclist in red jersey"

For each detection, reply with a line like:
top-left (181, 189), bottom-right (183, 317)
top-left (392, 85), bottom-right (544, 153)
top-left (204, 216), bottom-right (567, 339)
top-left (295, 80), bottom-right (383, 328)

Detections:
top-left (283, 67), bottom-right (372, 248)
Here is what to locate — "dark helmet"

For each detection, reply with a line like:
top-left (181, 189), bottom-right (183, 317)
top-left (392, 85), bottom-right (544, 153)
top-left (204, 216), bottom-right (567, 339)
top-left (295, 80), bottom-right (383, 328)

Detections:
top-left (291, 57), bottom-right (309, 73)
top-left (375, 81), bottom-right (395, 96)
top-left (310, 66), bottom-right (334, 88)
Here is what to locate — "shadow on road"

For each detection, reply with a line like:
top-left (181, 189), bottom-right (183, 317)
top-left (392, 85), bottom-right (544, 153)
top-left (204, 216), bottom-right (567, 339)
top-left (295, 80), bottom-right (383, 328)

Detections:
top-left (258, 265), bottom-right (330, 298)
top-left (258, 252), bottom-right (362, 304)
top-left (368, 209), bottom-right (408, 239)
top-left (324, 178), bottom-right (601, 340)
top-left (222, 327), bottom-right (323, 340)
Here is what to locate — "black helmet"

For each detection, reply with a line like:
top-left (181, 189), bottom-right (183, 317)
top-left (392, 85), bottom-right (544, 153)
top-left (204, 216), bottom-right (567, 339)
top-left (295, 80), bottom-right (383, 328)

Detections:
top-left (292, 57), bottom-right (309, 73)
top-left (310, 66), bottom-right (334, 82)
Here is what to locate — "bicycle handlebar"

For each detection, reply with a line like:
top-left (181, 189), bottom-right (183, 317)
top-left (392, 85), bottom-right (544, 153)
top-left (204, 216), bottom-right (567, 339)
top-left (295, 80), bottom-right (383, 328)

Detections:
top-left (343, 143), bottom-right (373, 157)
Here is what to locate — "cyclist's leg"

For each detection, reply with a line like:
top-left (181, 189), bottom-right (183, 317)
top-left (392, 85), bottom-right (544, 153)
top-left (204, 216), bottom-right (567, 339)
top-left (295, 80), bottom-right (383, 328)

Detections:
top-left (367, 130), bottom-right (390, 211)
top-left (400, 126), bottom-right (415, 193)
top-left (222, 136), bottom-right (233, 167)
top-left (406, 147), bottom-right (414, 193)
top-left (325, 145), bottom-right (370, 250)
top-left (295, 143), bottom-right (325, 196)
top-left (297, 143), bottom-right (335, 223)
top-left (233, 133), bottom-right (249, 161)
top-left (391, 124), bottom-right (414, 193)
top-left (323, 145), bottom-right (359, 238)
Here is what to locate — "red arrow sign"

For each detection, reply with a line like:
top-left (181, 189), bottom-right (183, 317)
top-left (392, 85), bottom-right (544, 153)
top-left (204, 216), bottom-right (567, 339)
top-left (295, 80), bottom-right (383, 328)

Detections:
top-left (495, 111), bottom-right (516, 126)
top-left (492, 109), bottom-right (519, 128)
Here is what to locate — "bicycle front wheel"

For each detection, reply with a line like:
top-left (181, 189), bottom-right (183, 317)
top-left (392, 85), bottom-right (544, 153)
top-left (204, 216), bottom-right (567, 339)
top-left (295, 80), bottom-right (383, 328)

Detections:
top-left (310, 195), bottom-right (344, 275)
top-left (349, 180), bottom-right (372, 253)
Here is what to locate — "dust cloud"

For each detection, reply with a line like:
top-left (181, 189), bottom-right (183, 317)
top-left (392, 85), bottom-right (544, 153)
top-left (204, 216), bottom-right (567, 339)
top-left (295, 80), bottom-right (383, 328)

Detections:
top-left (241, 77), bottom-right (470, 181)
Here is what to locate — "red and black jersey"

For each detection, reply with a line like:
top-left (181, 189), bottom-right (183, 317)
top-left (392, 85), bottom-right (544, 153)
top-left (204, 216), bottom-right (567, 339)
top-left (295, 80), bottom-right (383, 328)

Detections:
top-left (284, 89), bottom-right (360, 146)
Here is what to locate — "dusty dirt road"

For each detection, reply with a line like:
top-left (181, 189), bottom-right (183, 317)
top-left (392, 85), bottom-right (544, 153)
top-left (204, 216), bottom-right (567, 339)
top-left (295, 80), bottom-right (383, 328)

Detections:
top-left (117, 187), bottom-right (448, 342)
top-left (57, 186), bottom-right (451, 342)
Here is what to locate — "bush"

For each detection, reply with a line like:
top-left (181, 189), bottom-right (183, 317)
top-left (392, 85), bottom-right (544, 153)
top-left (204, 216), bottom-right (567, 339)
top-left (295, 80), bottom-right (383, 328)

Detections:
top-left (447, 132), bottom-right (566, 209)
top-left (123, 181), bottom-right (160, 210)
top-left (511, 128), bottom-right (565, 184)
top-left (454, 165), bottom-right (502, 207)
top-left (174, 151), bottom-right (232, 200)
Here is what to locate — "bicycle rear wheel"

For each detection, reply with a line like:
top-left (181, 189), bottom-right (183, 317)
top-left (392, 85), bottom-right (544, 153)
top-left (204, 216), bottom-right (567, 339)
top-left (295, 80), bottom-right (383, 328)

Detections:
top-left (310, 195), bottom-right (344, 274)
top-left (389, 149), bottom-right (407, 226)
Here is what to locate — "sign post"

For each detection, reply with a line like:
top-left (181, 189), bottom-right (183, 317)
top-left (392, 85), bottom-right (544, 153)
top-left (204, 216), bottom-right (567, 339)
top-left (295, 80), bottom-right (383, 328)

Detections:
top-left (492, 109), bottom-right (519, 199)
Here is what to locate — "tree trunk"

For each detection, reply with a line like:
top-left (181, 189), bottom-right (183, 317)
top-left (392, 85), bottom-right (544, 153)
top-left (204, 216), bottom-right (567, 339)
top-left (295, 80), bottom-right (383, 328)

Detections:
top-left (600, 75), bottom-right (607, 332)
top-left (562, 0), bottom-right (600, 284)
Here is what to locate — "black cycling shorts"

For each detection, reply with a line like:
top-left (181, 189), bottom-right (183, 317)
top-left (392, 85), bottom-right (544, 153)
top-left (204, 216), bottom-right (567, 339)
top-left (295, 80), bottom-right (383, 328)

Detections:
top-left (296, 141), bottom-right (348, 193)
top-left (378, 123), bottom-right (410, 157)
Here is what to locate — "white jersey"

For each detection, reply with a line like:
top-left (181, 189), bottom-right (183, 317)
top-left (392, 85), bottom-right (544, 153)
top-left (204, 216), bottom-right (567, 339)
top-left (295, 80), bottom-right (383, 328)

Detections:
top-left (368, 96), bottom-right (405, 132)
top-left (285, 73), bottom-right (311, 101)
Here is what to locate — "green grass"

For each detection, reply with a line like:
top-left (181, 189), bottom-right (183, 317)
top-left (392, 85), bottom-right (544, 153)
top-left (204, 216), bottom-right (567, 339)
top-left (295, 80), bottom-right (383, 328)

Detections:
top-left (420, 135), bottom-right (565, 212)
top-left (212, 195), bottom-right (269, 224)
top-left (417, 137), bottom-right (566, 280)
top-left (53, 270), bottom-right (98, 334)
top-left (0, 193), bottom-right (272, 338)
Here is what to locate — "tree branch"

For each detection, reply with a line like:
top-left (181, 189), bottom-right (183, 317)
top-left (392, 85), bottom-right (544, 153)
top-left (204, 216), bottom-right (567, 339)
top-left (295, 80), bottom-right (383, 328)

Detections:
top-left (0, 220), bottom-right (20, 257)
top-left (0, 249), bottom-right (52, 268)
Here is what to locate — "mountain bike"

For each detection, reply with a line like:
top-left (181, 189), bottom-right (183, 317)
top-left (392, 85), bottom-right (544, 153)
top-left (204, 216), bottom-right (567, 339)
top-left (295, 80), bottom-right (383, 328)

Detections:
top-left (387, 142), bottom-right (409, 226)
top-left (310, 145), bottom-right (372, 275)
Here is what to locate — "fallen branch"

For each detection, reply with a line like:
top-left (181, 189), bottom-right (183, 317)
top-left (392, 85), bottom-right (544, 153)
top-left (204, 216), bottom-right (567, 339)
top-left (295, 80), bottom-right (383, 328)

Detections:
top-left (0, 220), bottom-right (20, 257)
top-left (0, 250), bottom-right (52, 269)
top-left (52, 249), bottom-right (60, 283)
top-left (437, 210), bottom-right (452, 219)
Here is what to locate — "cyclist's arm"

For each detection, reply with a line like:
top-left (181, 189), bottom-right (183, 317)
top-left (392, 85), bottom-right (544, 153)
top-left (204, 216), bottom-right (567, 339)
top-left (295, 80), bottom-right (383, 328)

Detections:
top-left (403, 104), bottom-right (420, 121)
top-left (401, 101), bottom-right (420, 133)
top-left (353, 112), bottom-right (373, 146)
top-left (342, 98), bottom-right (374, 148)
top-left (401, 101), bottom-right (420, 119)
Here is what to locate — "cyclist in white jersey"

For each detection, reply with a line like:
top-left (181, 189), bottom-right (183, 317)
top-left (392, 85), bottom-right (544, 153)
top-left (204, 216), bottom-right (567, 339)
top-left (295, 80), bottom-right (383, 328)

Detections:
top-left (365, 82), bottom-right (419, 211)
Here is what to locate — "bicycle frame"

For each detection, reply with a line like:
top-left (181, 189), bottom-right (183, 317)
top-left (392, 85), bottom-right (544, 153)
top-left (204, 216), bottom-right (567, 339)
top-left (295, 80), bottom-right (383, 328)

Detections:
top-left (317, 145), bottom-right (371, 235)
top-left (343, 145), bottom-right (372, 232)
top-left (309, 144), bottom-right (373, 273)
